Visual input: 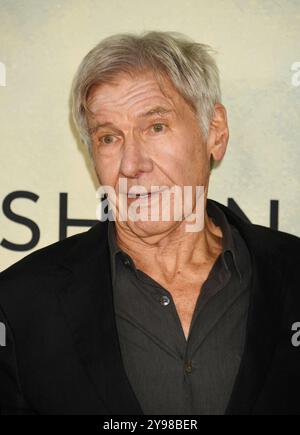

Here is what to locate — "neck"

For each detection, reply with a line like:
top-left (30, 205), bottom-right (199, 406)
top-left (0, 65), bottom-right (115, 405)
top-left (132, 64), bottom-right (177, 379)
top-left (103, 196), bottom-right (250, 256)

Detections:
top-left (113, 201), bottom-right (224, 284)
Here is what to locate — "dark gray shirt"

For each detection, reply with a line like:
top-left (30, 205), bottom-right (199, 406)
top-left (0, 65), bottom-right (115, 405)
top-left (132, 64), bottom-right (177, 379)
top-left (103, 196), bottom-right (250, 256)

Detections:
top-left (108, 199), bottom-right (252, 415)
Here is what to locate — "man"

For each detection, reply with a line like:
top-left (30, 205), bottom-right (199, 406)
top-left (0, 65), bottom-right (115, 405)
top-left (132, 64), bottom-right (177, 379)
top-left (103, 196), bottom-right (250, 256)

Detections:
top-left (0, 31), bottom-right (299, 415)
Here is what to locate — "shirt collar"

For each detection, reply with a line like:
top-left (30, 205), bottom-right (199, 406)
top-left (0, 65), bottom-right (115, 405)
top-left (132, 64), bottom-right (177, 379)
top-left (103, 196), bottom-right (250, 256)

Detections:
top-left (108, 199), bottom-right (244, 283)
top-left (206, 199), bottom-right (242, 281)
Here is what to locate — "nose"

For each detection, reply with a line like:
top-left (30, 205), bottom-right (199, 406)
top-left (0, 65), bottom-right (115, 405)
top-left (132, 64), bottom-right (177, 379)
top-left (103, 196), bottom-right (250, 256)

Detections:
top-left (119, 133), bottom-right (153, 179)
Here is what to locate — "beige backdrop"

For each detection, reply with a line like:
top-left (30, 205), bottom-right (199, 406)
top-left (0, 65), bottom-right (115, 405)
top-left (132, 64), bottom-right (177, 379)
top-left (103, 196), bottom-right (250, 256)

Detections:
top-left (1, 0), bottom-right (299, 271)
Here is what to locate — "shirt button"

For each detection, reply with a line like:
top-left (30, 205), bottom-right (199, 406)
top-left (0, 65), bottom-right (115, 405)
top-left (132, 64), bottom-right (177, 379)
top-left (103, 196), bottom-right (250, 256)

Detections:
top-left (159, 295), bottom-right (170, 306)
top-left (185, 361), bottom-right (193, 374)
top-left (123, 257), bottom-right (131, 267)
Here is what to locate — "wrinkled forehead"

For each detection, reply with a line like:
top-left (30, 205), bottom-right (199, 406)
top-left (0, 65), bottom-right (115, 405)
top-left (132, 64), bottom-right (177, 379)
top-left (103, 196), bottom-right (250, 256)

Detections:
top-left (85, 68), bottom-right (196, 121)
top-left (86, 69), bottom-right (177, 111)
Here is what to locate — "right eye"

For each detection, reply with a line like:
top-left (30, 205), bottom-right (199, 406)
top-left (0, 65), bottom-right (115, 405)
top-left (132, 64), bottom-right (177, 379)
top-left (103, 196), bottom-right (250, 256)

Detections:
top-left (99, 135), bottom-right (116, 145)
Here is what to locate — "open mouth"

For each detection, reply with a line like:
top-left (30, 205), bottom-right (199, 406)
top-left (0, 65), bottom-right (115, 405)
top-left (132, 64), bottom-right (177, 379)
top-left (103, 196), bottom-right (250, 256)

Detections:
top-left (127, 192), bottom-right (151, 199)
top-left (127, 189), bottom-right (166, 199)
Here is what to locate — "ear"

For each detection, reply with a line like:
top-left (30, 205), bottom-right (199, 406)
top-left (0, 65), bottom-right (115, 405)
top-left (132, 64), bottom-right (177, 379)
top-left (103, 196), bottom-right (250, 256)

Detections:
top-left (207, 103), bottom-right (229, 162)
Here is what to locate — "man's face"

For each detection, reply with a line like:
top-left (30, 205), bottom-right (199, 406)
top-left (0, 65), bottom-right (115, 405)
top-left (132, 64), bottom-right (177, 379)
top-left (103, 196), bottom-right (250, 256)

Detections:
top-left (87, 69), bottom-right (213, 236)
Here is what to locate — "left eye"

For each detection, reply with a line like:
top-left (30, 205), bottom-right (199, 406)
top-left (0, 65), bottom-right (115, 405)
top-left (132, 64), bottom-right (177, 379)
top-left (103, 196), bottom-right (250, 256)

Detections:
top-left (151, 123), bottom-right (166, 133)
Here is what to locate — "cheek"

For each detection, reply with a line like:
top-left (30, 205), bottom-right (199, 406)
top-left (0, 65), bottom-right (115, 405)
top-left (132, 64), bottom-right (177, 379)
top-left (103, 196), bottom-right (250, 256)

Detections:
top-left (93, 155), bottom-right (119, 187)
top-left (177, 138), bottom-right (209, 184)
top-left (175, 130), bottom-right (206, 166)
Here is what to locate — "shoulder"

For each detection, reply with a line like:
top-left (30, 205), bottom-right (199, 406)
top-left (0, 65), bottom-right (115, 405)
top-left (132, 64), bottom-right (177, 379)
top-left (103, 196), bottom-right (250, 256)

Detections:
top-left (236, 222), bottom-right (299, 281)
top-left (239, 223), bottom-right (299, 303)
top-left (244, 224), bottom-right (299, 273)
top-left (0, 221), bottom-right (106, 306)
top-left (212, 199), bottom-right (300, 288)
top-left (0, 231), bottom-right (82, 284)
top-left (212, 199), bottom-right (299, 260)
top-left (247, 222), bottom-right (299, 252)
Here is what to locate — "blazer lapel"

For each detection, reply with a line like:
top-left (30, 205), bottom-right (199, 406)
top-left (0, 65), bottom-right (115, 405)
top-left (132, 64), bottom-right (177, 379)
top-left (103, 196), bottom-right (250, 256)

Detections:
top-left (214, 201), bottom-right (284, 414)
top-left (56, 220), bottom-right (143, 415)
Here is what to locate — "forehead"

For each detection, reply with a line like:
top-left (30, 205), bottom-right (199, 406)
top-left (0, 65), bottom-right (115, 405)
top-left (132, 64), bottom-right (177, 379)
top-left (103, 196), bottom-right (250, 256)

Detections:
top-left (86, 69), bottom-right (185, 118)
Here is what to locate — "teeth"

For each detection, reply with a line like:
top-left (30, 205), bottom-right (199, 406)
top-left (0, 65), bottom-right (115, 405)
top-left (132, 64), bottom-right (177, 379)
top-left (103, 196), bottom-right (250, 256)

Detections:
top-left (127, 189), bottom-right (166, 198)
top-left (128, 192), bottom-right (149, 198)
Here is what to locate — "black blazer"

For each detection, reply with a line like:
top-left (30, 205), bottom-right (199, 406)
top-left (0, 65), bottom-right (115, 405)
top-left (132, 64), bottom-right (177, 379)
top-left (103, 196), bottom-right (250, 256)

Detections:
top-left (0, 200), bottom-right (299, 415)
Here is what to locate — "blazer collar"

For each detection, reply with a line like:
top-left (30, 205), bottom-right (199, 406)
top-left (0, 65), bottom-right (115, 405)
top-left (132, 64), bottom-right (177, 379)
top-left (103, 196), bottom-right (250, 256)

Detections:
top-left (57, 199), bottom-right (284, 415)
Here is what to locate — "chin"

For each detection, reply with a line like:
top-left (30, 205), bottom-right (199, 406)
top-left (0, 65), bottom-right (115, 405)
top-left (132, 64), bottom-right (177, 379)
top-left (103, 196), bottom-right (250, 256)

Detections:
top-left (125, 219), bottom-right (180, 238)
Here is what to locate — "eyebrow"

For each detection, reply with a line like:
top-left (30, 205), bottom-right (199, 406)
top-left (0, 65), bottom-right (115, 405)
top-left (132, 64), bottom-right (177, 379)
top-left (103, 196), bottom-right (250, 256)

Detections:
top-left (88, 106), bottom-right (174, 135)
top-left (137, 105), bottom-right (174, 118)
top-left (88, 122), bottom-right (116, 135)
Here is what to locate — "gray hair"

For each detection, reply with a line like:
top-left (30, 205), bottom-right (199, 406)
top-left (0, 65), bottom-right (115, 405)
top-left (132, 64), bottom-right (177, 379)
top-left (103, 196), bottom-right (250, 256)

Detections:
top-left (71, 31), bottom-right (221, 154)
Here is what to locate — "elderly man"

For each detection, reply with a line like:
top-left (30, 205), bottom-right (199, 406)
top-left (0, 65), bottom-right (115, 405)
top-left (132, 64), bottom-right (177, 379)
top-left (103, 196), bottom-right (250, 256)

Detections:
top-left (0, 31), bottom-right (299, 416)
